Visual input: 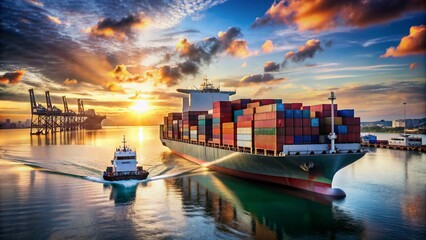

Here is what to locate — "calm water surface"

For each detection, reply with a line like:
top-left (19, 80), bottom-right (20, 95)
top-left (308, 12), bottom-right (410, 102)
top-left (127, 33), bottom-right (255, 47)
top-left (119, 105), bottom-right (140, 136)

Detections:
top-left (0, 127), bottom-right (425, 239)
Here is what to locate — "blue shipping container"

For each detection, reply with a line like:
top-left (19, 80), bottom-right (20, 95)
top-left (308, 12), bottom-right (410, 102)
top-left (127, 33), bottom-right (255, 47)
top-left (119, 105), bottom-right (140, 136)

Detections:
top-left (311, 135), bottom-right (319, 143)
top-left (233, 110), bottom-right (244, 122)
top-left (302, 136), bottom-right (311, 143)
top-left (293, 110), bottom-right (302, 119)
top-left (337, 109), bottom-right (354, 117)
top-left (335, 125), bottom-right (348, 134)
top-left (302, 110), bottom-right (310, 119)
top-left (294, 135), bottom-right (302, 144)
top-left (311, 118), bottom-right (319, 127)
top-left (285, 110), bottom-right (293, 118)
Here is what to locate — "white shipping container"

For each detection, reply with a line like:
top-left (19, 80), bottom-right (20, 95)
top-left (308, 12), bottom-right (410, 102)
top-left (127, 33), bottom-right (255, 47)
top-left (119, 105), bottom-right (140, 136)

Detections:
top-left (237, 134), bottom-right (252, 141)
top-left (237, 140), bottom-right (252, 148)
top-left (237, 127), bottom-right (252, 134)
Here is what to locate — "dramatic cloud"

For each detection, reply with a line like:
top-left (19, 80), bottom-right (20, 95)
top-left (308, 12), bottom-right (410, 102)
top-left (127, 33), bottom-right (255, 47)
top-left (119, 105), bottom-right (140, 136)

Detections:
top-left (284, 39), bottom-right (323, 64)
top-left (0, 70), bottom-right (25, 84)
top-left (226, 39), bottom-right (250, 57)
top-left (264, 61), bottom-right (280, 72)
top-left (105, 82), bottom-right (125, 93)
top-left (177, 61), bottom-right (199, 75)
top-left (240, 74), bottom-right (285, 85)
top-left (109, 65), bottom-right (144, 82)
top-left (382, 25), bottom-right (426, 58)
top-left (146, 65), bottom-right (182, 87)
top-left (261, 40), bottom-right (274, 53)
top-left (87, 13), bottom-right (150, 40)
top-left (64, 78), bottom-right (78, 86)
top-left (253, 0), bottom-right (425, 31)
top-left (409, 63), bottom-right (418, 70)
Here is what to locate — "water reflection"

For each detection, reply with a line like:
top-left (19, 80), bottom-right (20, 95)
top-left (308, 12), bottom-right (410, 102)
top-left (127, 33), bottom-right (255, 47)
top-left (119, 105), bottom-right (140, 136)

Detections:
top-left (106, 184), bottom-right (138, 205)
top-left (166, 173), bottom-right (365, 239)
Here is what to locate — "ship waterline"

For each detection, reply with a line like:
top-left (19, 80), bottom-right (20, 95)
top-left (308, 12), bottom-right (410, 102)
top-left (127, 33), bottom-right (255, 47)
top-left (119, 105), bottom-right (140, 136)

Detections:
top-left (161, 137), bottom-right (366, 197)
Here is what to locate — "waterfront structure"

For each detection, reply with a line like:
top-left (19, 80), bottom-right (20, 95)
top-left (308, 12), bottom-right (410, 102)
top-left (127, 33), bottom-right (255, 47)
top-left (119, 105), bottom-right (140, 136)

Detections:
top-left (28, 89), bottom-right (105, 135)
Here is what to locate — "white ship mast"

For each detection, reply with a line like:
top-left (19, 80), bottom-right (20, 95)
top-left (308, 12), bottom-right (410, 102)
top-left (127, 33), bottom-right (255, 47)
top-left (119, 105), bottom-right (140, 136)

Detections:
top-left (328, 92), bottom-right (337, 153)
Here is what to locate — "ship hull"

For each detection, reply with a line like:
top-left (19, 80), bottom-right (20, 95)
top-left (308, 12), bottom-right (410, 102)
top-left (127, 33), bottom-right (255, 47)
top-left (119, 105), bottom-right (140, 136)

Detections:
top-left (161, 138), bottom-right (365, 197)
top-left (103, 172), bottom-right (149, 181)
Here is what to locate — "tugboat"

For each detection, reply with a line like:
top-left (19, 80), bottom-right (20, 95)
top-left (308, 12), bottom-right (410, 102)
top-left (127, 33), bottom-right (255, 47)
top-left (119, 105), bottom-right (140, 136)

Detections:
top-left (103, 136), bottom-right (149, 181)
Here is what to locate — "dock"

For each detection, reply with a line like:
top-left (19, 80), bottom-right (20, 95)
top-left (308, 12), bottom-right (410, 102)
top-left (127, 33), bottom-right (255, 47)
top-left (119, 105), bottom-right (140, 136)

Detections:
top-left (361, 142), bottom-right (426, 153)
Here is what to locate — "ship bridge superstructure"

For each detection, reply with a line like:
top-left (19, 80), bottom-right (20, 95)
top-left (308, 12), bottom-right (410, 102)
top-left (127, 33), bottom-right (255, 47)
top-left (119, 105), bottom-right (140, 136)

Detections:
top-left (177, 77), bottom-right (236, 112)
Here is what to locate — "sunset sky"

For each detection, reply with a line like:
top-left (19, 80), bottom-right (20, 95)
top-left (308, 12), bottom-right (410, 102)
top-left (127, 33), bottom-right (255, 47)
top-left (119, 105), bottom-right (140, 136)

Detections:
top-left (0, 0), bottom-right (425, 125)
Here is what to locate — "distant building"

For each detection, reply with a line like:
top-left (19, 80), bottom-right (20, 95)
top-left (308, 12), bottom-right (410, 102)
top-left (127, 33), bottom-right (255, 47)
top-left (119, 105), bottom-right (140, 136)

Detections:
top-left (5, 119), bottom-right (11, 128)
top-left (25, 119), bottom-right (31, 128)
top-left (392, 119), bottom-right (405, 128)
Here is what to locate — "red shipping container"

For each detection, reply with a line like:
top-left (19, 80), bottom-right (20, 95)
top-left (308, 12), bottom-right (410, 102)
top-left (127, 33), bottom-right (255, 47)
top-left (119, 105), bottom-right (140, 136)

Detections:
top-left (213, 112), bottom-right (232, 118)
top-left (213, 128), bottom-right (221, 134)
top-left (285, 136), bottom-right (294, 145)
top-left (337, 134), bottom-right (348, 143)
top-left (311, 127), bottom-right (319, 135)
top-left (223, 139), bottom-right (236, 146)
top-left (285, 119), bottom-right (294, 127)
top-left (294, 127), bottom-right (302, 135)
top-left (238, 115), bottom-right (254, 121)
top-left (291, 103), bottom-right (303, 110)
top-left (213, 101), bottom-right (231, 108)
top-left (294, 118), bottom-right (303, 127)
top-left (254, 119), bottom-right (285, 128)
top-left (302, 106), bottom-right (311, 110)
top-left (354, 125), bottom-right (361, 133)
top-left (237, 121), bottom-right (253, 128)
top-left (302, 127), bottom-right (311, 135)
top-left (347, 125), bottom-right (355, 133)
top-left (342, 117), bottom-right (354, 125)
top-left (302, 119), bottom-right (311, 127)
top-left (353, 117), bottom-right (361, 125)
top-left (285, 127), bottom-right (294, 136)
top-left (283, 103), bottom-right (292, 109)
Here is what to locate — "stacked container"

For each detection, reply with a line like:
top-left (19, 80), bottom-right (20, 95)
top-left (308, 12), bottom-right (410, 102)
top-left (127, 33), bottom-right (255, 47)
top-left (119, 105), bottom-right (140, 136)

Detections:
top-left (222, 122), bottom-right (236, 146)
top-left (237, 111), bottom-right (254, 149)
top-left (183, 111), bottom-right (207, 140)
top-left (338, 109), bottom-right (361, 143)
top-left (163, 116), bottom-right (168, 138)
top-left (254, 103), bottom-right (285, 154)
top-left (198, 114), bottom-right (213, 143)
top-left (167, 113), bottom-right (182, 139)
top-left (190, 125), bottom-right (198, 142)
top-left (212, 101), bottom-right (232, 145)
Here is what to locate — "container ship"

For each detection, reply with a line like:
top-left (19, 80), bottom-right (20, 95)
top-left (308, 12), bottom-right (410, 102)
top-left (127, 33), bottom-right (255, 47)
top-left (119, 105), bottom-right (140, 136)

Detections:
top-left (84, 109), bottom-right (106, 130)
top-left (159, 78), bottom-right (366, 197)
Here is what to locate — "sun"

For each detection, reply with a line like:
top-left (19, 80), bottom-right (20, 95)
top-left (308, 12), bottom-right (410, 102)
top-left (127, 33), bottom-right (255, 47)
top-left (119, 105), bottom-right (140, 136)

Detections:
top-left (131, 100), bottom-right (149, 113)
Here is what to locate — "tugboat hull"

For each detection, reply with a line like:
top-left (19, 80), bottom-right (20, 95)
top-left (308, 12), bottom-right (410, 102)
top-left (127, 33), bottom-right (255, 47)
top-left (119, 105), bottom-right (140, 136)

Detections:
top-left (103, 172), bottom-right (149, 181)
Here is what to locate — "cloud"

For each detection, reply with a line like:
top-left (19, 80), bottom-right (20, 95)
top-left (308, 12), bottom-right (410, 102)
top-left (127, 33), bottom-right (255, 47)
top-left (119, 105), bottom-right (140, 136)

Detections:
top-left (0, 70), bottom-right (25, 84)
top-left (47, 15), bottom-right (61, 25)
top-left (129, 90), bottom-right (142, 100)
top-left (381, 25), bottom-right (426, 58)
top-left (261, 40), bottom-right (274, 53)
top-left (146, 65), bottom-right (182, 87)
top-left (177, 61), bottom-right (199, 75)
top-left (252, 0), bottom-right (425, 31)
top-left (241, 61), bottom-right (247, 68)
top-left (87, 13), bottom-right (150, 40)
top-left (264, 61), bottom-right (280, 72)
top-left (284, 39), bottom-right (323, 65)
top-left (64, 78), bottom-right (78, 86)
top-left (225, 39), bottom-right (250, 57)
top-left (409, 63), bottom-right (418, 70)
top-left (109, 65), bottom-right (144, 82)
top-left (105, 82), bottom-right (125, 93)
